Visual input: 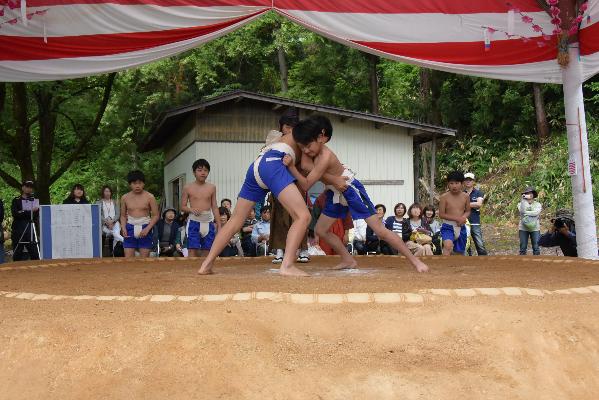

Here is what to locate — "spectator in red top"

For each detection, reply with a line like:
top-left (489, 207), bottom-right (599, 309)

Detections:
top-left (310, 191), bottom-right (353, 255)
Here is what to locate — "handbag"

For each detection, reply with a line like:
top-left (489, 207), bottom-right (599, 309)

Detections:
top-left (410, 231), bottom-right (432, 245)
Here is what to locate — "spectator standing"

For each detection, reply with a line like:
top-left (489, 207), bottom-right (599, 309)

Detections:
top-left (252, 206), bottom-right (271, 256)
top-left (63, 184), bottom-right (90, 204)
top-left (0, 198), bottom-right (4, 264)
top-left (96, 186), bottom-right (120, 256)
top-left (156, 208), bottom-right (181, 257)
top-left (366, 204), bottom-right (394, 254)
top-left (518, 186), bottom-right (542, 255)
top-left (463, 173), bottom-right (488, 256)
top-left (11, 181), bottom-right (40, 261)
top-left (405, 203), bottom-right (434, 256)
top-left (240, 208), bottom-right (258, 257)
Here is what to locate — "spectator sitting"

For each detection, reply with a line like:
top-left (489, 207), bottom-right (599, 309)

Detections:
top-left (63, 183), bottom-right (90, 204)
top-left (252, 206), bottom-right (271, 256)
top-left (384, 203), bottom-right (410, 253)
top-left (156, 208), bottom-right (182, 257)
top-left (220, 198), bottom-right (232, 211)
top-left (177, 212), bottom-right (190, 257)
top-left (422, 205), bottom-right (441, 234)
top-left (405, 203), bottom-right (434, 256)
top-left (366, 204), bottom-right (394, 255)
top-left (352, 219), bottom-right (367, 255)
top-left (111, 221), bottom-right (125, 257)
top-left (539, 210), bottom-right (577, 257)
top-left (96, 185), bottom-right (120, 256)
top-left (240, 208), bottom-right (258, 257)
top-left (219, 207), bottom-right (244, 257)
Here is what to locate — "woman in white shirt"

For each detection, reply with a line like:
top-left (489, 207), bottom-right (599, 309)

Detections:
top-left (96, 186), bottom-right (120, 238)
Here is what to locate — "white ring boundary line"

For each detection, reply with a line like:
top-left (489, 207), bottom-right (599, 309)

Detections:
top-left (1, 286), bottom-right (598, 304)
top-left (1, 255), bottom-right (598, 273)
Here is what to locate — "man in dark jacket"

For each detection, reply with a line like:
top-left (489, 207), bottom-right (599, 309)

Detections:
top-left (539, 217), bottom-right (577, 257)
top-left (155, 208), bottom-right (181, 257)
top-left (11, 181), bottom-right (40, 261)
top-left (0, 198), bottom-right (5, 264)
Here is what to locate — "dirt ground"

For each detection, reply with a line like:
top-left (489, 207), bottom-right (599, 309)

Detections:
top-left (1, 255), bottom-right (599, 399)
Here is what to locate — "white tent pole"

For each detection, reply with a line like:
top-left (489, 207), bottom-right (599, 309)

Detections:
top-left (562, 43), bottom-right (598, 259)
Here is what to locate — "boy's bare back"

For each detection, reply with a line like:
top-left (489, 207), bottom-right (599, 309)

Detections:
top-left (122, 191), bottom-right (156, 218)
top-left (182, 182), bottom-right (216, 214)
top-left (439, 191), bottom-right (470, 224)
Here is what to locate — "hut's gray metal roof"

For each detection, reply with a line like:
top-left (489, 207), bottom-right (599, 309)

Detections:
top-left (143, 90), bottom-right (455, 151)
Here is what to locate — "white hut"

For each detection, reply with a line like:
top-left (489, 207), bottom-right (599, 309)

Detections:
top-left (144, 91), bottom-right (455, 211)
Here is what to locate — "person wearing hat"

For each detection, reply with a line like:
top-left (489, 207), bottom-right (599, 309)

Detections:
top-left (463, 172), bottom-right (487, 256)
top-left (518, 186), bottom-right (542, 255)
top-left (11, 180), bottom-right (40, 261)
top-left (268, 108), bottom-right (311, 264)
top-left (155, 207), bottom-right (181, 257)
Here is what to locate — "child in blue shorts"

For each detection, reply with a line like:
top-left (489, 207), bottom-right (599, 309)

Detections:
top-left (198, 129), bottom-right (347, 276)
top-left (180, 159), bottom-right (221, 257)
top-left (119, 170), bottom-right (159, 258)
top-left (438, 171), bottom-right (471, 255)
top-left (284, 115), bottom-right (428, 273)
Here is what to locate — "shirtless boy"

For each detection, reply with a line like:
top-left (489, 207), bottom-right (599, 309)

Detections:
top-left (120, 170), bottom-right (159, 258)
top-left (284, 115), bottom-right (428, 273)
top-left (438, 171), bottom-right (471, 255)
top-left (181, 159), bottom-right (221, 257)
top-left (197, 124), bottom-right (348, 276)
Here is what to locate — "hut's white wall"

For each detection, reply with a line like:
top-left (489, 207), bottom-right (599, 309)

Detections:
top-left (163, 116), bottom-right (414, 215)
top-left (326, 118), bottom-right (414, 212)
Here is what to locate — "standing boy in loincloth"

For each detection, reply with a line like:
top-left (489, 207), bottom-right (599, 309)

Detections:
top-left (181, 159), bottom-right (221, 257)
top-left (438, 171), bottom-right (471, 255)
top-left (268, 108), bottom-right (311, 264)
top-left (284, 115), bottom-right (428, 273)
top-left (197, 123), bottom-right (349, 277)
top-left (120, 170), bottom-right (160, 258)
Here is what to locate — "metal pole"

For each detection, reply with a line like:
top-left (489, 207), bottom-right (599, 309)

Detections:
top-left (562, 43), bottom-right (598, 259)
top-left (430, 134), bottom-right (437, 204)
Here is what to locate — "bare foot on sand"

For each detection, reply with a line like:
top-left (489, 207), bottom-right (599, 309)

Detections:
top-left (280, 264), bottom-right (310, 277)
top-left (197, 263), bottom-right (214, 275)
top-left (332, 260), bottom-right (358, 270)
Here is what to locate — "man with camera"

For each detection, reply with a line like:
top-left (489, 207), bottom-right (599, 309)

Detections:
top-left (11, 180), bottom-right (40, 261)
top-left (539, 210), bottom-right (577, 257)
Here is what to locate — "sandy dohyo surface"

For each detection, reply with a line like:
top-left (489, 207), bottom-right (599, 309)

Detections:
top-left (1, 255), bottom-right (598, 399)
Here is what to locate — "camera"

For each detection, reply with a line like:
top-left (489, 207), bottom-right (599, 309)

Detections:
top-left (553, 218), bottom-right (567, 229)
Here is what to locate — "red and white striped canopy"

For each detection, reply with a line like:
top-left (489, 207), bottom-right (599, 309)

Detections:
top-left (1, 0), bottom-right (598, 82)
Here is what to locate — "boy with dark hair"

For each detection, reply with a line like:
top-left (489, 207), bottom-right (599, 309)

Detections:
top-left (181, 159), bottom-right (221, 257)
top-left (285, 115), bottom-right (428, 273)
top-left (11, 181), bottom-right (40, 261)
top-left (120, 170), bottom-right (159, 257)
top-left (197, 118), bottom-right (348, 276)
top-left (438, 171), bottom-right (471, 255)
top-left (252, 206), bottom-right (271, 256)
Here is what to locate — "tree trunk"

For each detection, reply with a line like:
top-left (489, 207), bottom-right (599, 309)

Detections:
top-left (277, 46), bottom-right (288, 93)
top-left (367, 53), bottom-right (379, 114)
top-left (532, 82), bottom-right (550, 145)
top-left (35, 87), bottom-right (58, 204)
top-left (11, 83), bottom-right (35, 183)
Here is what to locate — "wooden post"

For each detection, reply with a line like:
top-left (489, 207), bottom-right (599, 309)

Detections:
top-left (413, 141), bottom-right (420, 204)
top-left (429, 134), bottom-right (437, 204)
